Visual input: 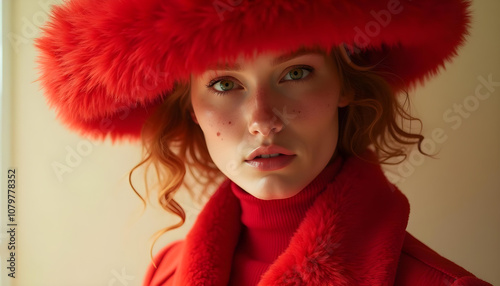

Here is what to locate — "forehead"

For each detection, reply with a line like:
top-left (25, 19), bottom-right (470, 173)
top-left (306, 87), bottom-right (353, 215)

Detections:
top-left (204, 47), bottom-right (329, 72)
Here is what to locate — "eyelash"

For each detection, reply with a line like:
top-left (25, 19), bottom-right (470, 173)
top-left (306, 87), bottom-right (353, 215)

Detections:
top-left (205, 65), bottom-right (314, 96)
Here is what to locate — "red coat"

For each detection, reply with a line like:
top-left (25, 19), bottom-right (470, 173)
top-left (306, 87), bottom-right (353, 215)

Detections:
top-left (143, 153), bottom-right (491, 285)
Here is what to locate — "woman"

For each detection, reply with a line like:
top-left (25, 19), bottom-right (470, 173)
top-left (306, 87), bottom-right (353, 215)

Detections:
top-left (36, 0), bottom-right (492, 285)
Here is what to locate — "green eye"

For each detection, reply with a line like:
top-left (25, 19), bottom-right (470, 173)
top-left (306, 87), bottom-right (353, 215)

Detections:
top-left (284, 68), bottom-right (311, 81)
top-left (289, 68), bottom-right (303, 80)
top-left (214, 80), bottom-right (234, 91)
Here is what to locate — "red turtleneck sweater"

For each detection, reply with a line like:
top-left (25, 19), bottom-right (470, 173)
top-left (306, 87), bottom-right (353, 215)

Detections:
top-left (228, 157), bottom-right (343, 285)
top-left (144, 151), bottom-right (491, 285)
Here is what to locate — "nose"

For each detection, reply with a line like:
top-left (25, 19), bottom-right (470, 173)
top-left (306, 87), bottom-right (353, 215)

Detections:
top-left (246, 87), bottom-right (284, 137)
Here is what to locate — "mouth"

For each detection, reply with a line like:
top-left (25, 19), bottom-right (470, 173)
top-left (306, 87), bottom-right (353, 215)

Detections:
top-left (253, 153), bottom-right (282, 159)
top-left (244, 153), bottom-right (296, 171)
top-left (245, 145), bottom-right (295, 161)
top-left (244, 145), bottom-right (296, 171)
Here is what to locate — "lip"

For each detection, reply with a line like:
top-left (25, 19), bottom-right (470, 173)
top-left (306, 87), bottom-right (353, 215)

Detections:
top-left (245, 145), bottom-right (295, 161)
top-left (244, 145), bottom-right (296, 171)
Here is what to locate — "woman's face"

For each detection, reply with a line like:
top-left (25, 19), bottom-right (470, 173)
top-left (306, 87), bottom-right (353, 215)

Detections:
top-left (190, 50), bottom-right (349, 200)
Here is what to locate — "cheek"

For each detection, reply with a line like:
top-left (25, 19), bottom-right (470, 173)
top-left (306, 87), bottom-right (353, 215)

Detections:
top-left (192, 99), bottom-right (225, 140)
top-left (295, 90), bottom-right (340, 123)
top-left (193, 106), bottom-right (240, 151)
top-left (197, 111), bottom-right (235, 142)
top-left (191, 92), bottom-right (241, 142)
top-left (294, 90), bottom-right (340, 158)
top-left (194, 109), bottom-right (236, 169)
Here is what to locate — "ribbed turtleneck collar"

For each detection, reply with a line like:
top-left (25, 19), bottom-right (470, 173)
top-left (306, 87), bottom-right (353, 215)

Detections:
top-left (228, 156), bottom-right (343, 285)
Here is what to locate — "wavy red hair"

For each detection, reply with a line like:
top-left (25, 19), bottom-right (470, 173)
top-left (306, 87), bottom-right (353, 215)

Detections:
top-left (130, 46), bottom-right (426, 263)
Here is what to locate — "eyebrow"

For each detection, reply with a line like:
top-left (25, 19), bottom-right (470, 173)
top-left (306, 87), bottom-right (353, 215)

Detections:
top-left (270, 48), bottom-right (324, 67)
top-left (207, 48), bottom-right (325, 72)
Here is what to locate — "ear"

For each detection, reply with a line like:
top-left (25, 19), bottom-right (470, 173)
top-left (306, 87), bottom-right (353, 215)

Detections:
top-left (338, 89), bottom-right (354, 108)
top-left (190, 110), bottom-right (199, 124)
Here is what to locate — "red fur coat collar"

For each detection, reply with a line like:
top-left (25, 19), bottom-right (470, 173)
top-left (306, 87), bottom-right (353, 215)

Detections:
top-left (170, 152), bottom-right (410, 285)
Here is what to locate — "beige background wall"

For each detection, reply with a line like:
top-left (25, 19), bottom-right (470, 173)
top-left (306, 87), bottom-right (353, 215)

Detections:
top-left (1, 0), bottom-right (498, 285)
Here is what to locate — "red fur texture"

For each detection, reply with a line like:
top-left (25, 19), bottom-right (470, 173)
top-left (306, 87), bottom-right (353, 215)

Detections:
top-left (36, 0), bottom-right (471, 140)
top-left (144, 151), bottom-right (490, 285)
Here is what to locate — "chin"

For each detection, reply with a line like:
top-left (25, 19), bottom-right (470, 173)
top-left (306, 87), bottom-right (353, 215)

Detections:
top-left (252, 191), bottom-right (300, 200)
top-left (249, 180), bottom-right (303, 200)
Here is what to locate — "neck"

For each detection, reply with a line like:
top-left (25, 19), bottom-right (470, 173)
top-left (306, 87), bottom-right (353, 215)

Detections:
top-left (229, 157), bottom-right (343, 284)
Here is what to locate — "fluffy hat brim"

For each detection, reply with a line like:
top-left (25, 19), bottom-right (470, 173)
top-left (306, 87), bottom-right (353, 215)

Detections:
top-left (36, 0), bottom-right (471, 140)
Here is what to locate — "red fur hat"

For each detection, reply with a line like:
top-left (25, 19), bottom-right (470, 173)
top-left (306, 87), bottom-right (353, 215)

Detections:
top-left (36, 0), bottom-right (471, 140)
